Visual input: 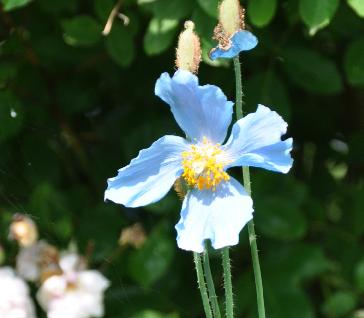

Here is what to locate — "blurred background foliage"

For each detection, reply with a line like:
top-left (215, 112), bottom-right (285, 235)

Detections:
top-left (0, 0), bottom-right (364, 317)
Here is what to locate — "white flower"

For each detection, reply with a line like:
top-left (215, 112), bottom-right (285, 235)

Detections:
top-left (37, 253), bottom-right (110, 318)
top-left (0, 267), bottom-right (36, 318)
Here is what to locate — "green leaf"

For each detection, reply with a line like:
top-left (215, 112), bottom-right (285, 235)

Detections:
top-left (2, 0), bottom-right (32, 11)
top-left (344, 38), bottom-right (364, 87)
top-left (128, 223), bottom-right (175, 287)
top-left (322, 291), bottom-right (357, 317)
top-left (264, 280), bottom-right (315, 318)
top-left (143, 18), bottom-right (178, 55)
top-left (248, 0), bottom-right (277, 27)
top-left (256, 198), bottom-right (307, 241)
top-left (246, 71), bottom-right (291, 119)
top-left (264, 243), bottom-right (331, 283)
top-left (94, 0), bottom-right (114, 21)
top-left (0, 91), bottom-right (24, 143)
top-left (282, 47), bottom-right (343, 94)
top-left (347, 0), bottom-right (364, 18)
top-left (21, 135), bottom-right (61, 184)
top-left (61, 15), bottom-right (102, 47)
top-left (192, 7), bottom-right (227, 67)
top-left (132, 310), bottom-right (179, 318)
top-left (149, 0), bottom-right (194, 20)
top-left (197, 0), bottom-right (219, 18)
top-left (138, 0), bottom-right (157, 4)
top-left (105, 24), bottom-right (135, 67)
top-left (77, 204), bottom-right (125, 262)
top-left (37, 0), bottom-right (76, 14)
top-left (355, 259), bottom-right (364, 291)
top-left (299, 0), bottom-right (339, 35)
top-left (0, 62), bottom-right (17, 87)
top-left (29, 183), bottom-right (73, 241)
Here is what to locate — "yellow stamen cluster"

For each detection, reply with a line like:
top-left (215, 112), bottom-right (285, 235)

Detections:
top-left (181, 138), bottom-right (229, 190)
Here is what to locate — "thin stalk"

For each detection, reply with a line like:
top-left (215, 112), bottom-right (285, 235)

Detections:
top-left (221, 247), bottom-right (233, 318)
top-left (233, 56), bottom-right (266, 318)
top-left (194, 252), bottom-right (213, 318)
top-left (203, 248), bottom-right (221, 318)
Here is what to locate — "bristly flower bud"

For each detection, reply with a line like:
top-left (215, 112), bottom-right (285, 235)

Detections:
top-left (9, 214), bottom-right (38, 247)
top-left (213, 0), bottom-right (245, 50)
top-left (175, 21), bottom-right (201, 74)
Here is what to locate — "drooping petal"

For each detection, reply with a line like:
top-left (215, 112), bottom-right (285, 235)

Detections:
top-left (223, 104), bottom-right (293, 173)
top-left (155, 70), bottom-right (233, 144)
top-left (105, 135), bottom-right (189, 208)
top-left (175, 177), bottom-right (253, 252)
top-left (209, 30), bottom-right (258, 60)
top-left (78, 271), bottom-right (110, 293)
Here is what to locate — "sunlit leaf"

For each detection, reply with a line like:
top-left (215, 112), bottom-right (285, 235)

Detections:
top-left (62, 15), bottom-right (102, 47)
top-left (197, 0), bottom-right (219, 18)
top-left (105, 24), bottom-right (135, 67)
top-left (128, 223), bottom-right (175, 287)
top-left (347, 0), bottom-right (364, 18)
top-left (344, 37), bottom-right (364, 87)
top-left (322, 291), bottom-right (357, 317)
top-left (256, 198), bottom-right (307, 241)
top-left (299, 0), bottom-right (339, 35)
top-left (143, 18), bottom-right (178, 55)
top-left (94, 0), bottom-right (114, 21)
top-left (248, 0), bottom-right (277, 27)
top-left (2, 0), bottom-right (32, 11)
top-left (282, 47), bottom-right (343, 94)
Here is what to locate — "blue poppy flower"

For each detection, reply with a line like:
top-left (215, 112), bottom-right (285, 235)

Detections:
top-left (105, 70), bottom-right (293, 253)
top-left (209, 30), bottom-right (258, 60)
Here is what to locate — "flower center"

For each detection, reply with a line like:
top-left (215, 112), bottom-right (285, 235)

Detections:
top-left (181, 137), bottom-right (230, 190)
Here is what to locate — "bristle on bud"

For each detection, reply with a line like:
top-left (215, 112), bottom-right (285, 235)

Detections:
top-left (175, 21), bottom-right (201, 74)
top-left (214, 0), bottom-right (245, 50)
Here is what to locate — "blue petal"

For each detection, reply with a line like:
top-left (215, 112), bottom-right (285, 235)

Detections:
top-left (155, 70), bottom-right (233, 144)
top-left (105, 135), bottom-right (189, 208)
top-left (223, 105), bottom-right (293, 173)
top-left (175, 177), bottom-right (253, 252)
top-left (209, 30), bottom-right (258, 60)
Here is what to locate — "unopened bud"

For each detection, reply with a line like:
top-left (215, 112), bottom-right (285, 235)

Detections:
top-left (213, 0), bottom-right (245, 50)
top-left (119, 223), bottom-right (146, 249)
top-left (175, 21), bottom-right (201, 74)
top-left (219, 0), bottom-right (245, 36)
top-left (9, 214), bottom-right (38, 247)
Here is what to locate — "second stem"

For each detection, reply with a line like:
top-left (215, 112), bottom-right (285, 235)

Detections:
top-left (233, 56), bottom-right (266, 318)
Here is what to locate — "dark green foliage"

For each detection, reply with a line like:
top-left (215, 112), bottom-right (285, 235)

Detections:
top-left (0, 0), bottom-right (364, 317)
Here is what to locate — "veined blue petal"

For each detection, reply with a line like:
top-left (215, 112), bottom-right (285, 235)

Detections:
top-left (209, 30), bottom-right (258, 60)
top-left (223, 105), bottom-right (293, 173)
top-left (155, 70), bottom-right (233, 144)
top-left (105, 135), bottom-right (189, 208)
top-left (175, 177), bottom-right (253, 252)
